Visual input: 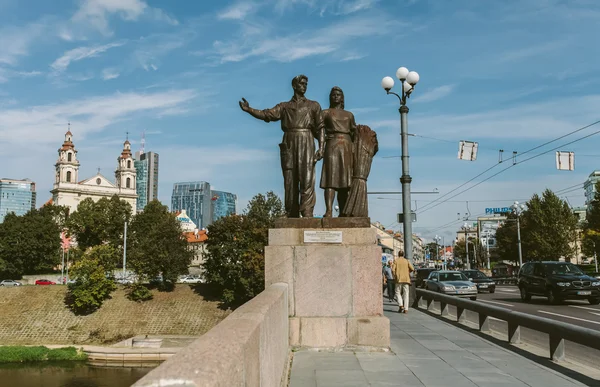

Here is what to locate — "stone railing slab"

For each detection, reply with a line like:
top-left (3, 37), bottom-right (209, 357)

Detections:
top-left (133, 283), bottom-right (289, 387)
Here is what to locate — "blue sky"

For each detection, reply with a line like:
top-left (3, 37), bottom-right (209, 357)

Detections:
top-left (2, 0), bottom-right (600, 243)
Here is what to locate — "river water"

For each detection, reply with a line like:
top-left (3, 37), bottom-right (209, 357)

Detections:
top-left (0, 362), bottom-right (151, 387)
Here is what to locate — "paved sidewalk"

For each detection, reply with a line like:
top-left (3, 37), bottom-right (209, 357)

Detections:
top-left (289, 302), bottom-right (591, 387)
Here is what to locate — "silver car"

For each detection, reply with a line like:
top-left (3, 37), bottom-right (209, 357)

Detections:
top-left (426, 271), bottom-right (478, 300)
top-left (0, 279), bottom-right (22, 287)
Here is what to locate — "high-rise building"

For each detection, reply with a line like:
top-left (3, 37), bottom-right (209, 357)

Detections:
top-left (171, 182), bottom-right (212, 229)
top-left (134, 151), bottom-right (159, 211)
top-left (0, 178), bottom-right (36, 222)
top-left (171, 182), bottom-right (237, 229)
top-left (584, 170), bottom-right (600, 206)
top-left (211, 190), bottom-right (237, 222)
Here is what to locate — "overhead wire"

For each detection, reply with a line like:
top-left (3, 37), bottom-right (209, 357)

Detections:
top-left (415, 119), bottom-right (600, 214)
top-left (418, 120), bottom-right (600, 215)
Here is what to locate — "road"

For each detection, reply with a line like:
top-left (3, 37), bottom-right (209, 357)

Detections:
top-left (419, 285), bottom-right (600, 369)
top-left (479, 285), bottom-right (600, 331)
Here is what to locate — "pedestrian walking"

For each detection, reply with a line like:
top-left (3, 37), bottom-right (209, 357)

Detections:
top-left (392, 250), bottom-right (414, 313)
top-left (382, 260), bottom-right (395, 302)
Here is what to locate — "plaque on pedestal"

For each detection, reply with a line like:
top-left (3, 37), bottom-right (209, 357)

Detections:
top-left (303, 230), bottom-right (342, 244)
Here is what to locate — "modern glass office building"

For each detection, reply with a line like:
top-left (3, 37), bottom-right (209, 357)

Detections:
top-left (211, 190), bottom-right (237, 221)
top-left (0, 178), bottom-right (36, 222)
top-left (171, 181), bottom-right (212, 229)
top-left (134, 151), bottom-right (159, 212)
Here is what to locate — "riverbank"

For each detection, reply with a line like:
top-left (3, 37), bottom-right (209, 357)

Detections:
top-left (0, 285), bottom-right (230, 345)
top-left (0, 346), bottom-right (87, 363)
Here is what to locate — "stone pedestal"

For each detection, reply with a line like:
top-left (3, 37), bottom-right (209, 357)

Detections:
top-left (265, 218), bottom-right (390, 350)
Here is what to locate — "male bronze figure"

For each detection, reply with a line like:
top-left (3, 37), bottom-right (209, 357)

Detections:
top-left (239, 75), bottom-right (324, 217)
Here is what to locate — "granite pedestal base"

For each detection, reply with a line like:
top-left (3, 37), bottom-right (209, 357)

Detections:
top-left (265, 218), bottom-right (390, 350)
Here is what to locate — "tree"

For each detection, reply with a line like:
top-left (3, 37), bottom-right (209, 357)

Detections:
top-left (453, 239), bottom-right (487, 268)
top-left (424, 242), bottom-right (438, 258)
top-left (204, 191), bottom-right (286, 305)
top-left (67, 196), bottom-right (132, 251)
top-left (66, 245), bottom-right (117, 315)
top-left (128, 200), bottom-right (193, 288)
top-left (521, 189), bottom-right (577, 261)
top-left (495, 215), bottom-right (520, 264)
top-left (0, 205), bottom-right (65, 279)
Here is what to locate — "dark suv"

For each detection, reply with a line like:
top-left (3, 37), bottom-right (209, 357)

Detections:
top-left (415, 268), bottom-right (436, 288)
top-left (518, 261), bottom-right (600, 305)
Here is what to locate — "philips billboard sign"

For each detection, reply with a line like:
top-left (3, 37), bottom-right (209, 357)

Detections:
top-left (485, 207), bottom-right (511, 215)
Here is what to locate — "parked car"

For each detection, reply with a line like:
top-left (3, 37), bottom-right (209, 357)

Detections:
top-left (0, 279), bottom-right (21, 287)
top-left (518, 261), bottom-right (600, 305)
top-left (462, 270), bottom-right (496, 293)
top-left (426, 270), bottom-right (478, 300)
top-left (34, 279), bottom-right (56, 285)
top-left (180, 276), bottom-right (204, 284)
top-left (415, 268), bottom-right (437, 288)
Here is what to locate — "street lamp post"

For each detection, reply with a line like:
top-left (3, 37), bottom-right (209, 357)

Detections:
top-left (382, 67), bottom-right (420, 264)
top-left (511, 201), bottom-right (526, 267)
top-left (482, 229), bottom-right (492, 270)
top-left (461, 223), bottom-right (471, 270)
top-left (434, 235), bottom-right (443, 269)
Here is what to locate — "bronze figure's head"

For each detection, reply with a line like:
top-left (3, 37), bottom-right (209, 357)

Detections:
top-left (291, 74), bottom-right (308, 95)
top-left (329, 86), bottom-right (344, 109)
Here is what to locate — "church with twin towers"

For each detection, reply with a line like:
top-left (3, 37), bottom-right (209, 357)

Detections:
top-left (50, 127), bottom-right (159, 214)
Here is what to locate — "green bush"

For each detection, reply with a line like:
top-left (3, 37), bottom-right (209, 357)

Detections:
top-left (127, 283), bottom-right (153, 302)
top-left (0, 346), bottom-right (87, 363)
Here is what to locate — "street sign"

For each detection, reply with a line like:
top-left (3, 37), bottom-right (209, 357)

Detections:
top-left (397, 212), bottom-right (417, 223)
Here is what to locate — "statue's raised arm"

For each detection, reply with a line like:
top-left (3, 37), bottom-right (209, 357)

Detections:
top-left (237, 74), bottom-right (323, 218)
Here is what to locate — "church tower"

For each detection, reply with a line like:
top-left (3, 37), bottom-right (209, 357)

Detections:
top-left (115, 138), bottom-right (136, 192)
top-left (55, 126), bottom-right (80, 185)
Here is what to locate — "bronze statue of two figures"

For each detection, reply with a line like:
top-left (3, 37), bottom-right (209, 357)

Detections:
top-left (239, 74), bottom-right (378, 218)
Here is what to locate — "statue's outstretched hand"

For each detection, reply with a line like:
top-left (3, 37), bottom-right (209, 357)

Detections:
top-left (239, 98), bottom-right (250, 112)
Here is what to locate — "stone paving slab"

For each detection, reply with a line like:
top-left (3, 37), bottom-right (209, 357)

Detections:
top-left (289, 302), bottom-right (590, 387)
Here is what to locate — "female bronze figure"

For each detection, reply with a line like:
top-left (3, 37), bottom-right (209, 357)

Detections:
top-left (320, 86), bottom-right (356, 217)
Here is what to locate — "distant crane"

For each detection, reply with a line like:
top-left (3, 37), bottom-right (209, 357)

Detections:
top-left (140, 129), bottom-right (146, 155)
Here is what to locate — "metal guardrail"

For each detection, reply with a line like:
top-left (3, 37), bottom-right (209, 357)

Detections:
top-left (413, 289), bottom-right (600, 362)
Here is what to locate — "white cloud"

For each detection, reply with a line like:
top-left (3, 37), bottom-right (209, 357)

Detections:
top-left (218, 2), bottom-right (257, 20)
top-left (212, 14), bottom-right (399, 63)
top-left (340, 54), bottom-right (367, 62)
top-left (102, 68), bottom-right (119, 80)
top-left (273, 0), bottom-right (378, 15)
top-left (71, 0), bottom-right (178, 36)
top-left (0, 89), bottom-right (197, 144)
top-left (413, 84), bottom-right (455, 103)
top-left (72, 0), bottom-right (147, 34)
top-left (497, 39), bottom-right (570, 64)
top-left (0, 21), bottom-right (47, 65)
top-left (129, 30), bottom-right (196, 73)
top-left (51, 41), bottom-right (126, 72)
top-left (0, 68), bottom-right (43, 83)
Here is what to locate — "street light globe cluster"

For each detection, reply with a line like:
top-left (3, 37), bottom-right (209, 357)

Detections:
top-left (381, 67), bottom-right (420, 93)
top-left (511, 201), bottom-right (526, 213)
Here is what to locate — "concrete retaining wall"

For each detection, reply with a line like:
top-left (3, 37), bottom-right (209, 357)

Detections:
top-left (133, 283), bottom-right (289, 387)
